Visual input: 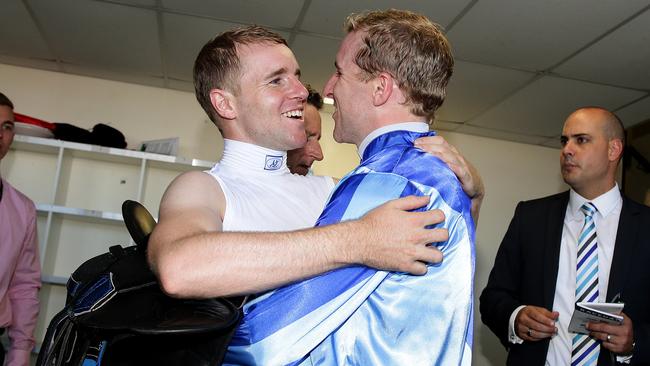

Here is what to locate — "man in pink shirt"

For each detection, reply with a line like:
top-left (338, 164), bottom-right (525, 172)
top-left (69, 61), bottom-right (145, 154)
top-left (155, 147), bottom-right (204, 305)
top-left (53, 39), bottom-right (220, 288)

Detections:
top-left (0, 92), bottom-right (41, 366)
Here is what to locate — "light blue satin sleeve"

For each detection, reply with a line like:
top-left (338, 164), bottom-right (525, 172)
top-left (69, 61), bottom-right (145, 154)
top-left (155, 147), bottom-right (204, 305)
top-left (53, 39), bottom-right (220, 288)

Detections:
top-left (224, 130), bottom-right (475, 365)
top-left (303, 172), bottom-right (474, 366)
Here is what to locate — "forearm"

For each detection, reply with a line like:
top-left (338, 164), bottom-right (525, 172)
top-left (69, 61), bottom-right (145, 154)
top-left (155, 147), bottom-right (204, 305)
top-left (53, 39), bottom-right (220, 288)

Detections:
top-left (480, 286), bottom-right (522, 344)
top-left (151, 221), bottom-right (360, 298)
top-left (470, 193), bottom-right (483, 225)
top-left (7, 293), bottom-right (39, 353)
top-left (8, 215), bottom-right (41, 357)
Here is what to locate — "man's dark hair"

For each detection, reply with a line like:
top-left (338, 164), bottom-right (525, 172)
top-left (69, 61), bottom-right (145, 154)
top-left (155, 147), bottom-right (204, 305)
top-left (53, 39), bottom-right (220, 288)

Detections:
top-left (0, 92), bottom-right (14, 109)
top-left (305, 84), bottom-right (323, 110)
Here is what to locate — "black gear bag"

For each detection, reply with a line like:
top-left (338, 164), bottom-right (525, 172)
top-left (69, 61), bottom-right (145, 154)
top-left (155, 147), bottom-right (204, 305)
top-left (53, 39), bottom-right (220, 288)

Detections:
top-left (36, 201), bottom-right (241, 365)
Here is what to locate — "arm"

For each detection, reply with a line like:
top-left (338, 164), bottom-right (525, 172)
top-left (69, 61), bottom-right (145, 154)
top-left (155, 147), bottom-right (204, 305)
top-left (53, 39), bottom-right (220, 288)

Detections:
top-left (7, 206), bottom-right (41, 366)
top-left (414, 136), bottom-right (484, 225)
top-left (148, 171), bottom-right (447, 298)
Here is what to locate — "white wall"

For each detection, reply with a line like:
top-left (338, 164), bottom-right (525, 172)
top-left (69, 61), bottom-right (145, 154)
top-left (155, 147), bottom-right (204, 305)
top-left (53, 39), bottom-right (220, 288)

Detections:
top-left (2, 63), bottom-right (569, 364)
top-left (0, 63), bottom-right (222, 161)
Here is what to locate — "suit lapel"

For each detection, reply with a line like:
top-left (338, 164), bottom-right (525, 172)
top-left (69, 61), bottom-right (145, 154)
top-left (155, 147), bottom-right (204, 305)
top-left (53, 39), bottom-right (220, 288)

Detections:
top-left (606, 196), bottom-right (639, 302)
top-left (543, 191), bottom-right (570, 308)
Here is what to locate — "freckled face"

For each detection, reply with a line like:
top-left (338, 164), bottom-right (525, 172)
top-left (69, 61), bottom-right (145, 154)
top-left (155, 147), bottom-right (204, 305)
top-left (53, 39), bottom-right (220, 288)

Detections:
top-left (233, 42), bottom-right (308, 151)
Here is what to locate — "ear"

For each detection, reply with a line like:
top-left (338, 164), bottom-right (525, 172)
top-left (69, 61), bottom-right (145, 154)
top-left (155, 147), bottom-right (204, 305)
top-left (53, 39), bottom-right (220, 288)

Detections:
top-left (608, 138), bottom-right (624, 162)
top-left (371, 72), bottom-right (394, 107)
top-left (209, 89), bottom-right (237, 120)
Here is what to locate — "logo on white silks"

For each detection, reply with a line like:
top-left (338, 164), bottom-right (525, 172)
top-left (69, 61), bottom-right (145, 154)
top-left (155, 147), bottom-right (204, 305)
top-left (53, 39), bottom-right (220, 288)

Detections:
top-left (264, 155), bottom-right (283, 171)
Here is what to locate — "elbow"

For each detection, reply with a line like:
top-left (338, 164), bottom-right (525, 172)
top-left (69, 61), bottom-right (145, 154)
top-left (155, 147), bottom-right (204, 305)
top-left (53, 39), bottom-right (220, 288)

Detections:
top-left (157, 269), bottom-right (187, 298)
top-left (148, 245), bottom-right (188, 298)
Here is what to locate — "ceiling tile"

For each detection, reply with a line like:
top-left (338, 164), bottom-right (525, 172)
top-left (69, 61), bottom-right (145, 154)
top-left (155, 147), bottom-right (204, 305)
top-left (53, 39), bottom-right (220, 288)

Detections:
top-left (301, 0), bottom-right (472, 38)
top-left (63, 63), bottom-right (165, 89)
top-left (164, 13), bottom-right (291, 82)
top-left (290, 34), bottom-right (341, 93)
top-left (0, 0), bottom-right (52, 60)
top-left (437, 61), bottom-right (535, 122)
top-left (554, 8), bottom-right (650, 90)
top-left (162, 0), bottom-right (304, 29)
top-left (540, 136), bottom-right (562, 149)
top-left (470, 76), bottom-right (646, 136)
top-left (447, 0), bottom-right (650, 71)
top-left (103, 0), bottom-right (157, 6)
top-left (29, 0), bottom-right (162, 75)
top-left (166, 78), bottom-right (194, 93)
top-left (456, 124), bottom-right (551, 145)
top-left (615, 94), bottom-right (650, 127)
top-left (0, 56), bottom-right (60, 73)
top-left (433, 120), bottom-right (463, 132)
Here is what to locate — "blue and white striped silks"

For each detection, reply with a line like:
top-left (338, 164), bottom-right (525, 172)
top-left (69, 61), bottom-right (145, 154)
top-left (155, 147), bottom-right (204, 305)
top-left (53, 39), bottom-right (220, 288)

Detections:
top-left (224, 130), bottom-right (475, 366)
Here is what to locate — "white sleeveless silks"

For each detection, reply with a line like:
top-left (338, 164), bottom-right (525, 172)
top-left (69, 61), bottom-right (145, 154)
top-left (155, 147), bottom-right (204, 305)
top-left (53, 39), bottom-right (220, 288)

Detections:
top-left (206, 139), bottom-right (335, 232)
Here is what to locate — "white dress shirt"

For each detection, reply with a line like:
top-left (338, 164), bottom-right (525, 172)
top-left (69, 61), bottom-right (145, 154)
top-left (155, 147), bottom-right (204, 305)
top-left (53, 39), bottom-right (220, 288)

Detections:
top-left (507, 184), bottom-right (624, 364)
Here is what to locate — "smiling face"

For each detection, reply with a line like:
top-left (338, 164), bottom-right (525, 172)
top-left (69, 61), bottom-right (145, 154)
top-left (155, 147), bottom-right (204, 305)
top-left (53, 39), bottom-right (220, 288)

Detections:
top-left (287, 103), bottom-right (323, 175)
top-left (323, 31), bottom-right (373, 146)
top-left (560, 108), bottom-right (622, 199)
top-left (0, 105), bottom-right (15, 161)
top-left (228, 42), bottom-right (308, 151)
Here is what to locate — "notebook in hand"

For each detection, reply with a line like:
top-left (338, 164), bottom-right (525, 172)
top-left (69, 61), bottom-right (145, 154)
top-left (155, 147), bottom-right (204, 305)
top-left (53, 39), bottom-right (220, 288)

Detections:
top-left (568, 302), bottom-right (624, 334)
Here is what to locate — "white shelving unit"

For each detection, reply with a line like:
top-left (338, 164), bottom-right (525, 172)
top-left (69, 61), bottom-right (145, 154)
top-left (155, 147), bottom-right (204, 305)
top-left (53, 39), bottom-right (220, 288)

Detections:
top-left (2, 134), bottom-right (214, 343)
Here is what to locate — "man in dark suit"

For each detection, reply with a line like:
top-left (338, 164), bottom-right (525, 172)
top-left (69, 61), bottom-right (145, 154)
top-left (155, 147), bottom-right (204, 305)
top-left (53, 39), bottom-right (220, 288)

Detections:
top-left (480, 106), bottom-right (650, 365)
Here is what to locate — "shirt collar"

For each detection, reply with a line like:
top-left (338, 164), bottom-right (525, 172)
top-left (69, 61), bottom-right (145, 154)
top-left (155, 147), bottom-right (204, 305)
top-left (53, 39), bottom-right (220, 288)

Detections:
top-left (217, 138), bottom-right (289, 175)
top-left (567, 184), bottom-right (621, 220)
top-left (358, 122), bottom-right (429, 158)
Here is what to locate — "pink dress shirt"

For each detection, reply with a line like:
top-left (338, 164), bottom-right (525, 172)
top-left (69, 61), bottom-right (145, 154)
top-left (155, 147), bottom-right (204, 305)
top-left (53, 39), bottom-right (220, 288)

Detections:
top-left (0, 178), bottom-right (41, 366)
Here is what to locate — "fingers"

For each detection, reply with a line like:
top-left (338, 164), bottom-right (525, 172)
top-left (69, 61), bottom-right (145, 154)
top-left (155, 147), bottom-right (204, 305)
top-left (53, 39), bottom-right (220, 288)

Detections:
top-left (587, 313), bottom-right (634, 354)
top-left (515, 306), bottom-right (558, 341)
top-left (387, 195), bottom-right (430, 211)
top-left (400, 245), bottom-right (443, 275)
top-left (517, 324), bottom-right (554, 340)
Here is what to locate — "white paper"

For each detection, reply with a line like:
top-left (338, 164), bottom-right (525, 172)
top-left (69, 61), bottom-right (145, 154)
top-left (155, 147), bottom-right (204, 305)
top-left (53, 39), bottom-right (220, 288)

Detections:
top-left (568, 302), bottom-right (624, 334)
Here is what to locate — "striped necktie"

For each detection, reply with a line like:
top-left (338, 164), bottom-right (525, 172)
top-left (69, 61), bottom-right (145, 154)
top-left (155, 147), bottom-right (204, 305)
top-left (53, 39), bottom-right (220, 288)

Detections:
top-left (571, 202), bottom-right (599, 366)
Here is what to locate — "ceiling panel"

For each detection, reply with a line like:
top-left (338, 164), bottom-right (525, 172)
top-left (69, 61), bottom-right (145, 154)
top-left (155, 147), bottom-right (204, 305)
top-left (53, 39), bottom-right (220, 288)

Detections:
top-left (540, 136), bottom-right (562, 149)
top-left (103, 0), bottom-right (157, 6)
top-left (63, 63), bottom-right (165, 89)
top-left (164, 13), bottom-right (292, 82)
top-left (616, 95), bottom-right (650, 127)
top-left (2, 1), bottom-right (649, 148)
top-left (28, 0), bottom-right (162, 75)
top-left (301, 0), bottom-right (471, 38)
top-left (455, 124), bottom-right (551, 145)
top-left (162, 0), bottom-right (304, 29)
top-left (437, 61), bottom-right (535, 122)
top-left (470, 76), bottom-right (646, 136)
top-left (166, 78), bottom-right (194, 93)
top-left (0, 55), bottom-right (60, 73)
top-left (290, 34), bottom-right (341, 93)
top-left (433, 120), bottom-right (463, 132)
top-left (554, 8), bottom-right (650, 90)
top-left (447, 0), bottom-right (650, 71)
top-left (0, 0), bottom-right (52, 60)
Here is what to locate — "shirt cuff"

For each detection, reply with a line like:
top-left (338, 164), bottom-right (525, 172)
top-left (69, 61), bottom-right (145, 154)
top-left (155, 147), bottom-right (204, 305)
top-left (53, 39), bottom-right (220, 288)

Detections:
top-left (508, 305), bottom-right (527, 344)
top-left (616, 354), bottom-right (632, 363)
top-left (7, 347), bottom-right (32, 366)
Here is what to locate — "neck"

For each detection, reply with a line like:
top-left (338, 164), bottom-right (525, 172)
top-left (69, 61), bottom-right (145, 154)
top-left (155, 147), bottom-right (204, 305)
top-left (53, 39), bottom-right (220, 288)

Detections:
top-left (355, 107), bottom-right (426, 144)
top-left (574, 180), bottom-right (617, 200)
top-left (217, 139), bottom-right (289, 174)
top-left (357, 122), bottom-right (430, 157)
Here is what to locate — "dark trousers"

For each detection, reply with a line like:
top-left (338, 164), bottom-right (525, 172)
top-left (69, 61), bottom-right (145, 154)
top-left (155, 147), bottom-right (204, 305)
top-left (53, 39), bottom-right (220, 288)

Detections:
top-left (0, 327), bottom-right (5, 365)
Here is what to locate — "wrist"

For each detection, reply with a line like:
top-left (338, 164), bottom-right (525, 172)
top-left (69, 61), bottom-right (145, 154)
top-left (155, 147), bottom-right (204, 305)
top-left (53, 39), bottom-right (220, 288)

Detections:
top-left (327, 220), bottom-right (360, 266)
